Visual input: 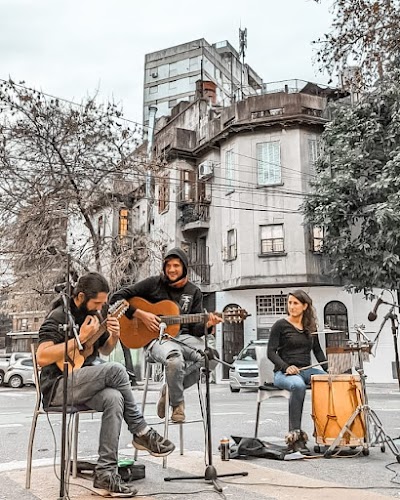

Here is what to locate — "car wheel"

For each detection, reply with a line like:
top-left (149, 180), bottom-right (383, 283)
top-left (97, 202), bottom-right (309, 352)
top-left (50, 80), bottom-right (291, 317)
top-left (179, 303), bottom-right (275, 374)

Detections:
top-left (230, 385), bottom-right (240, 393)
top-left (8, 375), bottom-right (23, 389)
top-left (0, 370), bottom-right (4, 386)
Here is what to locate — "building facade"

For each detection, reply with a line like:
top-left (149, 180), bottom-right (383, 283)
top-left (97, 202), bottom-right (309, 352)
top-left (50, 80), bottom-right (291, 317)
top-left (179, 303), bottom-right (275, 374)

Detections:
top-left (142, 80), bottom-right (395, 384)
top-left (143, 38), bottom-right (262, 128)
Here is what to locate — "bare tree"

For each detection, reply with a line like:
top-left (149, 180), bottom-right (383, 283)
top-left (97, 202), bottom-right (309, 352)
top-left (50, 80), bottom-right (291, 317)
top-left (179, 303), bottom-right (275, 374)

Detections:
top-left (0, 79), bottom-right (151, 309)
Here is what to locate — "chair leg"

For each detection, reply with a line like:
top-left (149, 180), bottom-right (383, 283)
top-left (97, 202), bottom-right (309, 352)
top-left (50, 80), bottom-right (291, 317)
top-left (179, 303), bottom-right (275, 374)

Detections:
top-left (25, 412), bottom-right (39, 489)
top-left (179, 423), bottom-right (184, 455)
top-left (134, 363), bottom-right (151, 461)
top-left (72, 413), bottom-right (79, 478)
top-left (162, 383), bottom-right (170, 469)
top-left (255, 400), bottom-right (261, 438)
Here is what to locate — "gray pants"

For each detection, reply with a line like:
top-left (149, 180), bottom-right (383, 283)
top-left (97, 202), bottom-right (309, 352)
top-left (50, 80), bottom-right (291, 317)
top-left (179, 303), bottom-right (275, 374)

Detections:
top-left (145, 334), bottom-right (205, 407)
top-left (51, 362), bottom-right (147, 477)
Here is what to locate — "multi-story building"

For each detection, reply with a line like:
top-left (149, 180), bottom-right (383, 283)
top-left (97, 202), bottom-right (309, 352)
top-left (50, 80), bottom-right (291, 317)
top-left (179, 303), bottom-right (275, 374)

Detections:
top-left (142, 79), bottom-right (394, 384)
top-left (143, 38), bottom-right (262, 128)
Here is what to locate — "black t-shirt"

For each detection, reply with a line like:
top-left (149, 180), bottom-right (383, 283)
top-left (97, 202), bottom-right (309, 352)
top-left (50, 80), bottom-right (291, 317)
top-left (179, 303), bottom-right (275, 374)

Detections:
top-left (38, 300), bottom-right (109, 408)
top-left (110, 276), bottom-right (206, 339)
top-left (267, 318), bottom-right (326, 372)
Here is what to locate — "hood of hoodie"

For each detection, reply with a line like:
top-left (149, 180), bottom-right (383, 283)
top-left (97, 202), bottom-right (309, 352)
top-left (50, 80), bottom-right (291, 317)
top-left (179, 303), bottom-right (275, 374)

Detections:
top-left (163, 247), bottom-right (188, 283)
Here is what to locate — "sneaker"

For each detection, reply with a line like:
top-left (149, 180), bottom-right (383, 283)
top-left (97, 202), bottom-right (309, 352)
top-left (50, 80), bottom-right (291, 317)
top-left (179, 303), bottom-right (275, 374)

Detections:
top-left (171, 401), bottom-right (185, 423)
top-left (93, 472), bottom-right (137, 498)
top-left (156, 384), bottom-right (167, 419)
top-left (132, 428), bottom-right (175, 457)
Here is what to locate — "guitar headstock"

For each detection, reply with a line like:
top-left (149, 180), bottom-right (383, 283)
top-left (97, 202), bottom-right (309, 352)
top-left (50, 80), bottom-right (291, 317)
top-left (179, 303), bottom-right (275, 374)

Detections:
top-left (109, 299), bottom-right (130, 319)
top-left (222, 307), bottom-right (250, 324)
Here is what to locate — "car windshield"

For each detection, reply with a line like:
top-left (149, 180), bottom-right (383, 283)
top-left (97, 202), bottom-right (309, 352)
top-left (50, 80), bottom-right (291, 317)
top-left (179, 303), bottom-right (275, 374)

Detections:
top-left (238, 346), bottom-right (256, 361)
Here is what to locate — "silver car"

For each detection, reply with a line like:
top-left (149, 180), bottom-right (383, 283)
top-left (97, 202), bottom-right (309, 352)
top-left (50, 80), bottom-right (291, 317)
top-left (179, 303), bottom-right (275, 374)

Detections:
top-left (4, 356), bottom-right (34, 388)
top-left (229, 340), bottom-right (268, 392)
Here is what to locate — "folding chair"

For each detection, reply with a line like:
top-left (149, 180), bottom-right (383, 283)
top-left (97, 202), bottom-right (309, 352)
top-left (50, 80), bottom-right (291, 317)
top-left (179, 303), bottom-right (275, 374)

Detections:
top-left (26, 344), bottom-right (98, 489)
top-left (254, 345), bottom-right (290, 438)
top-left (135, 359), bottom-right (204, 468)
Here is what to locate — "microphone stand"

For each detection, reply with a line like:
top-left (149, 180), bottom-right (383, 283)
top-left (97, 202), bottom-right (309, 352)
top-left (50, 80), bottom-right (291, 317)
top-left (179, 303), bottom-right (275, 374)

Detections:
top-left (57, 255), bottom-right (82, 500)
top-left (164, 311), bottom-right (248, 492)
top-left (372, 303), bottom-right (400, 391)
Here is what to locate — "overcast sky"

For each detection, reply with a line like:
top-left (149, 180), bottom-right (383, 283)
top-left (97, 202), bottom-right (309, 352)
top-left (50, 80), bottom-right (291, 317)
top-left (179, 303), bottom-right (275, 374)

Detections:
top-left (1, 0), bottom-right (332, 127)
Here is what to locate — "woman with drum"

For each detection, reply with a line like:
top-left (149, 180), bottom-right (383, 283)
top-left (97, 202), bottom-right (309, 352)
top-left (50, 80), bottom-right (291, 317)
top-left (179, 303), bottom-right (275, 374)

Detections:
top-left (267, 290), bottom-right (327, 453)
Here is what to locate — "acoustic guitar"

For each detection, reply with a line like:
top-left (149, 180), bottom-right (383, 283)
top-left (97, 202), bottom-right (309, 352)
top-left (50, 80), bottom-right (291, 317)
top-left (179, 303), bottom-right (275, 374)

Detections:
top-left (57, 299), bottom-right (129, 373)
top-left (119, 297), bottom-right (249, 349)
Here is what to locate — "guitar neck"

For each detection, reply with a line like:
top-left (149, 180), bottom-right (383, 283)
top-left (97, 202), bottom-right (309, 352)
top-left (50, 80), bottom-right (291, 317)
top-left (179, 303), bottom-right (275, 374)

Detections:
top-left (160, 313), bottom-right (221, 325)
top-left (82, 321), bottom-right (107, 349)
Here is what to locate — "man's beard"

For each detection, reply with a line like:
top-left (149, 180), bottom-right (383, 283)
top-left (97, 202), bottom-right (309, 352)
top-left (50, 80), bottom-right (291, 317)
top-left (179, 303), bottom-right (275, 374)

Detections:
top-left (78, 300), bottom-right (98, 317)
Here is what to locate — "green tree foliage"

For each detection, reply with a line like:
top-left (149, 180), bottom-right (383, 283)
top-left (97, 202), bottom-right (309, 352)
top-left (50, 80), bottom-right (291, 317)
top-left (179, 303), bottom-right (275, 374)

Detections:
top-left (303, 73), bottom-right (400, 289)
top-left (314, 0), bottom-right (400, 85)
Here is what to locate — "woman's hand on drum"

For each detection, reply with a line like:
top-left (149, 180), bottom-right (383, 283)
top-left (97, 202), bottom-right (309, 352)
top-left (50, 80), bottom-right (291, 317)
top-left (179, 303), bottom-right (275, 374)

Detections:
top-left (285, 365), bottom-right (300, 375)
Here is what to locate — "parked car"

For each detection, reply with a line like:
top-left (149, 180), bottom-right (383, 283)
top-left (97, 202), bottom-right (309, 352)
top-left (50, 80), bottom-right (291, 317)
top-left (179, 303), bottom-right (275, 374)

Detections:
top-left (0, 352), bottom-right (31, 386)
top-left (4, 356), bottom-right (34, 388)
top-left (229, 340), bottom-right (268, 392)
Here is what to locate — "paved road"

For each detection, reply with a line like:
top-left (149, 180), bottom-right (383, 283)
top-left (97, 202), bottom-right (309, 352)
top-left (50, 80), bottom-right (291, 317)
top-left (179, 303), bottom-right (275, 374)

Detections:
top-left (0, 381), bottom-right (399, 497)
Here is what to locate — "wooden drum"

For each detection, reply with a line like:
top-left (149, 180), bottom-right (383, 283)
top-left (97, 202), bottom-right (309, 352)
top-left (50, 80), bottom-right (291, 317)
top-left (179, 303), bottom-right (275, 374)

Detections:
top-left (311, 374), bottom-right (366, 447)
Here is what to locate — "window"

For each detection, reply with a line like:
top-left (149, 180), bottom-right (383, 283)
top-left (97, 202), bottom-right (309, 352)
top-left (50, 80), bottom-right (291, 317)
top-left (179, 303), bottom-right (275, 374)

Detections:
top-left (189, 56), bottom-right (199, 70)
top-left (149, 85), bottom-right (158, 95)
top-left (308, 138), bottom-right (320, 176)
top-left (169, 62), bottom-right (178, 77)
top-left (189, 75), bottom-right (198, 85)
top-left (312, 226), bottom-right (324, 252)
top-left (260, 224), bottom-right (284, 254)
top-left (227, 229), bottom-right (237, 260)
top-left (257, 141), bottom-right (281, 186)
top-left (225, 149), bottom-right (234, 193)
top-left (119, 208), bottom-right (129, 238)
top-left (158, 172), bottom-right (170, 213)
top-left (168, 99), bottom-right (177, 108)
top-left (180, 170), bottom-right (196, 202)
top-left (256, 295), bottom-right (287, 315)
top-left (169, 80), bottom-right (177, 90)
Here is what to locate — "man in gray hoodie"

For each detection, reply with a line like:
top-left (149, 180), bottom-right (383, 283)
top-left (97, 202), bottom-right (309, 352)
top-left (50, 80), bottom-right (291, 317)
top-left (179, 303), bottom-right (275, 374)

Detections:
top-left (111, 247), bottom-right (221, 422)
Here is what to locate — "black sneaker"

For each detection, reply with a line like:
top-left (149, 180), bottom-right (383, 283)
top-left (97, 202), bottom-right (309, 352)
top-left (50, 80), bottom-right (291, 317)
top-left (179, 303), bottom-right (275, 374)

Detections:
top-left (132, 428), bottom-right (175, 457)
top-left (93, 472), bottom-right (137, 497)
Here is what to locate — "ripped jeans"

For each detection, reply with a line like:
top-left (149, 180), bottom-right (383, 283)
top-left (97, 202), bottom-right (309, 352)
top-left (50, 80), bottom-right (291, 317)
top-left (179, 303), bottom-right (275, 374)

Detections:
top-left (145, 334), bottom-right (205, 407)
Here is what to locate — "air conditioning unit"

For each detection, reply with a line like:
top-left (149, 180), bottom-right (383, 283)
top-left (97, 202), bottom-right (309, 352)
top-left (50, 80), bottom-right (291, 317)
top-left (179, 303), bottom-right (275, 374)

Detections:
top-left (151, 71), bottom-right (158, 78)
top-left (198, 160), bottom-right (214, 180)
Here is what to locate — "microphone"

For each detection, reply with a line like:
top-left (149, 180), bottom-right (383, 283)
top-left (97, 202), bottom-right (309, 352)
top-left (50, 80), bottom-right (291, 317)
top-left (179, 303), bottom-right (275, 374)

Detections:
top-left (368, 291), bottom-right (385, 321)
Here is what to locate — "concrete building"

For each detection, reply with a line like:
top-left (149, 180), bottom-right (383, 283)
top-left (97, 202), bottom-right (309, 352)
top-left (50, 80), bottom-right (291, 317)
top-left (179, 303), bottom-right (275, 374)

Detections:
top-left (142, 79), bottom-right (396, 384)
top-left (143, 38), bottom-right (263, 128)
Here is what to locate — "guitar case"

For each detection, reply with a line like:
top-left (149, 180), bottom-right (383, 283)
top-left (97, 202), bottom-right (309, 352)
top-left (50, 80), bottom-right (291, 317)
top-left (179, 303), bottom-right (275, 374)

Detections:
top-left (229, 435), bottom-right (288, 460)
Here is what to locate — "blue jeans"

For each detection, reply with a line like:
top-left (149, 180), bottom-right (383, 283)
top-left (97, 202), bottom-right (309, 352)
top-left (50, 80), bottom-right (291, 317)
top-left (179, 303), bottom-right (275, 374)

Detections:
top-left (146, 334), bottom-right (205, 407)
top-left (274, 367), bottom-right (326, 431)
top-left (51, 362), bottom-right (147, 477)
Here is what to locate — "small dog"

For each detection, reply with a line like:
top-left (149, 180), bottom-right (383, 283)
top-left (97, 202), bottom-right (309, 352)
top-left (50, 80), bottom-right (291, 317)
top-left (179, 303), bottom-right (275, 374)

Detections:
top-left (285, 429), bottom-right (309, 453)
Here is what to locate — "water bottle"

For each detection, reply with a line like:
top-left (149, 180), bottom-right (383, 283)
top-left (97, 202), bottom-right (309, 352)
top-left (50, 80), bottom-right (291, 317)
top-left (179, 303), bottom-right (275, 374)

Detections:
top-left (220, 436), bottom-right (230, 461)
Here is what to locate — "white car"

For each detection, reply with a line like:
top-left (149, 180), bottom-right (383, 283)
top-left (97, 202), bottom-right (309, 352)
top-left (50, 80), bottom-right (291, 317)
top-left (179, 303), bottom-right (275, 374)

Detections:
top-left (4, 356), bottom-right (34, 388)
top-left (229, 340), bottom-right (268, 392)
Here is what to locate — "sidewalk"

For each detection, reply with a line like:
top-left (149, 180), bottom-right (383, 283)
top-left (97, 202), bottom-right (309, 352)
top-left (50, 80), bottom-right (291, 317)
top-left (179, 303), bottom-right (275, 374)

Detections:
top-left (1, 450), bottom-right (396, 500)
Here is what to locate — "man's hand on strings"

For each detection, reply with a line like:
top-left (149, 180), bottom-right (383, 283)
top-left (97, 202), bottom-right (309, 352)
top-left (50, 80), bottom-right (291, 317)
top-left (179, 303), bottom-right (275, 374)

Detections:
top-left (79, 315), bottom-right (100, 343)
top-left (135, 309), bottom-right (161, 333)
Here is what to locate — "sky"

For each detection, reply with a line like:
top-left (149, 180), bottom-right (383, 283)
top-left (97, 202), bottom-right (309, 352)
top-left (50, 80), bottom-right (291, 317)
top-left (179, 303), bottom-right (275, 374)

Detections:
top-left (0, 0), bottom-right (333, 128)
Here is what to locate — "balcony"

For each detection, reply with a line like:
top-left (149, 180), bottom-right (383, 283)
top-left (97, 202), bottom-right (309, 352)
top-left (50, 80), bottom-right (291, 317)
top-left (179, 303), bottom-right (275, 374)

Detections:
top-left (178, 202), bottom-right (210, 234)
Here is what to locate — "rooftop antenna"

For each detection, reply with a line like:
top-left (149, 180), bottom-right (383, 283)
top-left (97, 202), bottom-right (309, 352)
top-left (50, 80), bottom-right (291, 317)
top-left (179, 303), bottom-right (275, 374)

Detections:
top-left (239, 27), bottom-right (247, 99)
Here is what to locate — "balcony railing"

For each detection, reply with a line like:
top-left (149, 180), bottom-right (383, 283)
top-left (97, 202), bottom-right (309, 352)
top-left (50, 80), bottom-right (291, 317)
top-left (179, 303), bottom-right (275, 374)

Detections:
top-left (188, 263), bottom-right (210, 285)
top-left (179, 202), bottom-right (210, 225)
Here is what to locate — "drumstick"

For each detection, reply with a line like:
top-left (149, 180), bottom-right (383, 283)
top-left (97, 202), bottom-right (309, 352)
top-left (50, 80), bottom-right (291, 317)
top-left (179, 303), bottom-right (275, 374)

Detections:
top-left (298, 360), bottom-right (328, 372)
